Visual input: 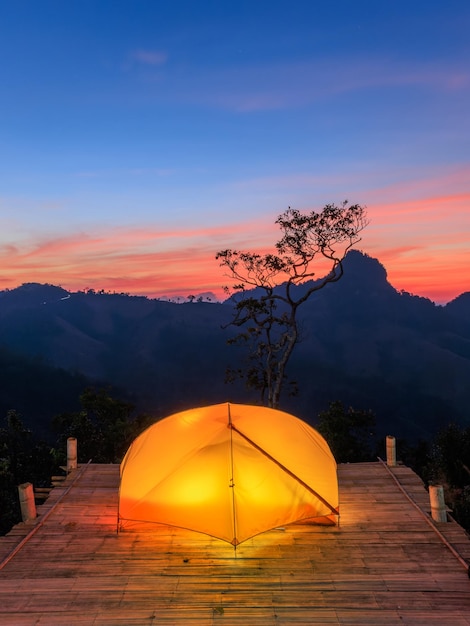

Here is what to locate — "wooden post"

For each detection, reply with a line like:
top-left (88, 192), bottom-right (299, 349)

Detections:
top-left (18, 482), bottom-right (37, 522)
top-left (67, 437), bottom-right (78, 472)
top-left (429, 484), bottom-right (447, 522)
top-left (386, 435), bottom-right (396, 467)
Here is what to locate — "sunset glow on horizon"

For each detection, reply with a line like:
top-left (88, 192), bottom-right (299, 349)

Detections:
top-left (1, 2), bottom-right (469, 305)
top-left (1, 186), bottom-right (468, 304)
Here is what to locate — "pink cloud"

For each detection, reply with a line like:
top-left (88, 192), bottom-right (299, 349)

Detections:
top-left (0, 219), bottom-right (279, 299)
top-left (366, 194), bottom-right (470, 232)
top-left (1, 187), bottom-right (469, 304)
top-left (360, 188), bottom-right (470, 303)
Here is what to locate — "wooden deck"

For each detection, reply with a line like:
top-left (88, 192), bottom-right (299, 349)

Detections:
top-left (1, 461), bottom-right (470, 625)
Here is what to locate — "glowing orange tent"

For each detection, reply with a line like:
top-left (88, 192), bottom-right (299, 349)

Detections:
top-left (119, 402), bottom-right (339, 545)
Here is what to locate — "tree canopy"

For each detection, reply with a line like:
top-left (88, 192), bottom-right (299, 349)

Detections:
top-left (217, 202), bottom-right (368, 407)
top-left (316, 401), bottom-right (376, 463)
top-left (53, 387), bottom-right (154, 464)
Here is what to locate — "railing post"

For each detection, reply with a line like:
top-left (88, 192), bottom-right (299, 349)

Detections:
top-left (67, 437), bottom-right (78, 472)
top-left (386, 435), bottom-right (396, 467)
top-left (18, 482), bottom-right (37, 522)
top-left (429, 484), bottom-right (447, 522)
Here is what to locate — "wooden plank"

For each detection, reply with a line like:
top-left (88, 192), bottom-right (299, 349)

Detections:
top-left (1, 462), bottom-right (470, 625)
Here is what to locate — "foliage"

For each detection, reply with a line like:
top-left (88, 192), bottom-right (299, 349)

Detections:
top-left (428, 423), bottom-right (470, 487)
top-left (452, 486), bottom-right (470, 534)
top-left (217, 202), bottom-right (367, 408)
top-left (400, 423), bottom-right (470, 534)
top-left (316, 400), bottom-right (376, 463)
top-left (52, 387), bottom-right (154, 464)
top-left (0, 410), bottom-right (56, 535)
top-left (0, 389), bottom-right (155, 536)
top-left (393, 438), bottom-right (431, 479)
top-left (420, 423), bottom-right (470, 532)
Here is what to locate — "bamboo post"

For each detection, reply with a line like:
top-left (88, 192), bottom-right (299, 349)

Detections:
top-left (67, 437), bottom-right (77, 472)
top-left (429, 484), bottom-right (447, 522)
top-left (386, 435), bottom-right (396, 467)
top-left (18, 482), bottom-right (37, 522)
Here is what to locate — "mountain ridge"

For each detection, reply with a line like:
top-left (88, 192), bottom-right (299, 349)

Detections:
top-left (1, 251), bottom-right (469, 442)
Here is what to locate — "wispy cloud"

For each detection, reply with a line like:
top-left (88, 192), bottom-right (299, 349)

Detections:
top-left (129, 49), bottom-right (168, 66)
top-left (134, 57), bottom-right (470, 113)
top-left (359, 186), bottom-right (470, 303)
top-left (75, 167), bottom-right (176, 179)
top-left (0, 219), bottom-right (277, 299)
top-left (1, 182), bottom-right (469, 303)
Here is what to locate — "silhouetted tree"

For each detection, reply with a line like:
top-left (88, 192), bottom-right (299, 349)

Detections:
top-left (408, 422), bottom-right (470, 533)
top-left (53, 388), bottom-right (154, 463)
top-left (428, 423), bottom-right (470, 487)
top-left (0, 410), bottom-right (56, 535)
top-left (217, 202), bottom-right (367, 407)
top-left (316, 401), bottom-right (376, 462)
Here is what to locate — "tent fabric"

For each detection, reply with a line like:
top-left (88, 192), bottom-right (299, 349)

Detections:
top-left (119, 402), bottom-right (339, 546)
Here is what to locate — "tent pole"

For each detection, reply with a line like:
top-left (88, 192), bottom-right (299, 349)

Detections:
top-left (227, 404), bottom-right (238, 547)
top-left (228, 422), bottom-right (339, 517)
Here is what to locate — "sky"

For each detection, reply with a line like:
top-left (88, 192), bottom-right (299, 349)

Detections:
top-left (1, 0), bottom-right (469, 304)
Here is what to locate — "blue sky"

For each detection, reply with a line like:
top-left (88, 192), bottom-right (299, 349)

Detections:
top-left (1, 1), bottom-right (469, 302)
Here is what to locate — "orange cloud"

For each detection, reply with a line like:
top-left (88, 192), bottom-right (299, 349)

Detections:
top-left (1, 190), bottom-right (468, 304)
top-left (0, 219), bottom-right (279, 300)
top-left (361, 190), bottom-right (470, 302)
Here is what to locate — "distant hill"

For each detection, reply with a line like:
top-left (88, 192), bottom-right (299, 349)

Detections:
top-left (0, 345), bottom-right (96, 438)
top-left (0, 252), bottom-right (469, 442)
